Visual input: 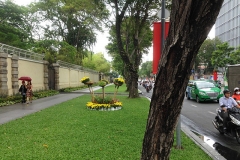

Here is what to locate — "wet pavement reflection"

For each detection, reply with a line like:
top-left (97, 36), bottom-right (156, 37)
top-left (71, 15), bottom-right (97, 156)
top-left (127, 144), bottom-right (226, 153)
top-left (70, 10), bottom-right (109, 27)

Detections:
top-left (192, 131), bottom-right (240, 160)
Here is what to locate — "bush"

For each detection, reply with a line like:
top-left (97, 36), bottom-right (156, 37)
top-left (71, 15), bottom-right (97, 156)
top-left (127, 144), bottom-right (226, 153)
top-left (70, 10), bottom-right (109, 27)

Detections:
top-left (0, 90), bottom-right (59, 107)
top-left (94, 95), bottom-right (113, 104)
top-left (59, 86), bottom-right (85, 92)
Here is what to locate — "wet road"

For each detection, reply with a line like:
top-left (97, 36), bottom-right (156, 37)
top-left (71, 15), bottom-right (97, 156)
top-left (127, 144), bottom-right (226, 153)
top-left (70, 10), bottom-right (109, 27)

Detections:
top-left (139, 83), bottom-right (240, 155)
top-left (181, 97), bottom-right (240, 150)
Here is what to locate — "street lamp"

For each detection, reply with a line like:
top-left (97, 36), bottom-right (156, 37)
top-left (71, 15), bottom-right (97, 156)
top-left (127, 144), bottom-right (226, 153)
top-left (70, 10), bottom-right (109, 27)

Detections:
top-left (198, 49), bottom-right (209, 78)
top-left (161, 0), bottom-right (166, 55)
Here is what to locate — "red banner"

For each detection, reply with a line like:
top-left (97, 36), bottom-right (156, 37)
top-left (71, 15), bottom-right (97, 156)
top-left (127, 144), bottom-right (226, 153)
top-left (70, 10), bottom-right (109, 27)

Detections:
top-left (152, 22), bottom-right (170, 74)
top-left (213, 71), bottom-right (217, 81)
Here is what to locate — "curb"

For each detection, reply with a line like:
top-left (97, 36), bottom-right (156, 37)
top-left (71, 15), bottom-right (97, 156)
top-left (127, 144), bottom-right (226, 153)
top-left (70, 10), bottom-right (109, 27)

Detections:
top-left (145, 97), bottom-right (225, 160)
top-left (181, 124), bottom-right (226, 160)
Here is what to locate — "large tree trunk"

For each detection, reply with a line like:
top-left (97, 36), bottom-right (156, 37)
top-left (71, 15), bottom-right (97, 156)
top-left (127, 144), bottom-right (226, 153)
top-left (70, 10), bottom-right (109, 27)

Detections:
top-left (141, 0), bottom-right (223, 159)
top-left (124, 64), bottom-right (139, 97)
top-left (128, 70), bottom-right (139, 98)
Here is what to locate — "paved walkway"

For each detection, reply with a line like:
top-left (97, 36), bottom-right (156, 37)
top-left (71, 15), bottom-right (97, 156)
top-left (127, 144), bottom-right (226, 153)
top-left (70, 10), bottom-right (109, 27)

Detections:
top-left (0, 87), bottom-right (93, 125)
top-left (0, 86), bottom-right (225, 159)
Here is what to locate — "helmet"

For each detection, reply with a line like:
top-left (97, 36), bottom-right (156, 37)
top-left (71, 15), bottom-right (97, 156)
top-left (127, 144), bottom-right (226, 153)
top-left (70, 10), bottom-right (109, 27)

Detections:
top-left (234, 87), bottom-right (239, 92)
top-left (223, 89), bottom-right (230, 95)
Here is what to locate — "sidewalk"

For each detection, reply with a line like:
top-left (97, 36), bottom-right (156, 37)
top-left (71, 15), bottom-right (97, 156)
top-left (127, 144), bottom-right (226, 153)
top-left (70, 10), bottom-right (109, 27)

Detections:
top-left (0, 87), bottom-right (94, 125)
top-left (0, 86), bottom-right (225, 159)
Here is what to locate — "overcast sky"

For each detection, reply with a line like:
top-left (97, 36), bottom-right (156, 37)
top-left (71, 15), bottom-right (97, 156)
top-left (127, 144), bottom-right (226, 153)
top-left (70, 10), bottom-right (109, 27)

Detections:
top-left (13, 0), bottom-right (215, 63)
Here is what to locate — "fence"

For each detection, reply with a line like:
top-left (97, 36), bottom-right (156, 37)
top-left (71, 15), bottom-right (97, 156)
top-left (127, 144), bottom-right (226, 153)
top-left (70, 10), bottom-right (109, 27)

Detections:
top-left (0, 43), bottom-right (109, 96)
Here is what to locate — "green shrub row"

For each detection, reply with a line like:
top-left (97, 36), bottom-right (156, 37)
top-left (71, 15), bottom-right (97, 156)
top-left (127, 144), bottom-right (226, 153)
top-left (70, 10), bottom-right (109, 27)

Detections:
top-left (59, 83), bottom-right (97, 92)
top-left (0, 84), bottom-right (99, 107)
top-left (0, 90), bottom-right (60, 107)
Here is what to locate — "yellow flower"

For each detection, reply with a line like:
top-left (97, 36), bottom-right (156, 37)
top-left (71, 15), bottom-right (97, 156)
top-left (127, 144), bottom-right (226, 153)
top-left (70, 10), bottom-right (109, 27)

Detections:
top-left (114, 78), bottom-right (125, 86)
top-left (80, 77), bottom-right (90, 83)
top-left (86, 102), bottom-right (121, 109)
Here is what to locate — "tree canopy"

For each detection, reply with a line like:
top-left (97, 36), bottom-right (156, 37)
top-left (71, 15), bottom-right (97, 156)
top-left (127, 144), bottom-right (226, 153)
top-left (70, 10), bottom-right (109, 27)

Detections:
top-left (82, 52), bottom-right (111, 73)
top-left (0, 0), bottom-right (111, 69)
top-left (139, 61), bottom-right (153, 78)
top-left (211, 42), bottom-right (240, 72)
top-left (0, 0), bottom-right (32, 48)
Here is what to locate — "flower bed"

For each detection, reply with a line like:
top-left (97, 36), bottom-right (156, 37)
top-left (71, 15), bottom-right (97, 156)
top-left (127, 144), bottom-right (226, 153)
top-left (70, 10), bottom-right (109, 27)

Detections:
top-left (81, 76), bottom-right (124, 111)
top-left (86, 102), bottom-right (122, 111)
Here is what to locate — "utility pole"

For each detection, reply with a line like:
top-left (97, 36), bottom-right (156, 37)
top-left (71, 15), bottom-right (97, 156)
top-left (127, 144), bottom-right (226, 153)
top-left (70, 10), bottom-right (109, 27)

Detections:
top-left (161, 0), bottom-right (165, 55)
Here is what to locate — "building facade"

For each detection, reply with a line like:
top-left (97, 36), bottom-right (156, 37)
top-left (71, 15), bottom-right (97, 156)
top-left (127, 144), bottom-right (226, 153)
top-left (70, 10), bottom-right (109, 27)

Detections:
top-left (215, 0), bottom-right (240, 48)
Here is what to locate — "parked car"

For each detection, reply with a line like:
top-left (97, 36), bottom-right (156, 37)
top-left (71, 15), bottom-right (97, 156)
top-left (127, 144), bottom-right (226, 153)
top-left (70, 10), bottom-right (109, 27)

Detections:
top-left (187, 80), bottom-right (223, 103)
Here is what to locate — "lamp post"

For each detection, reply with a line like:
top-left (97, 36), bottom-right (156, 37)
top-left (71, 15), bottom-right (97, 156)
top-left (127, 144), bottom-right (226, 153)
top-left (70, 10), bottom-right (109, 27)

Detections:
top-left (161, 0), bottom-right (166, 55)
top-left (199, 49), bottom-right (209, 78)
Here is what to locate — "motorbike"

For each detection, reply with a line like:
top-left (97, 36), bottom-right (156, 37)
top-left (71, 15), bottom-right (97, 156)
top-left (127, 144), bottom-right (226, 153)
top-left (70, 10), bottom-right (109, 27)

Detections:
top-left (212, 107), bottom-right (240, 144)
top-left (146, 85), bottom-right (152, 93)
top-left (237, 100), bottom-right (240, 105)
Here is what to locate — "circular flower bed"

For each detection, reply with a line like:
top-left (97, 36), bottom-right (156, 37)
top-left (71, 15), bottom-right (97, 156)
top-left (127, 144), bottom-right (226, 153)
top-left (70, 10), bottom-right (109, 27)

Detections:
top-left (80, 76), bottom-right (124, 111)
top-left (86, 101), bottom-right (122, 111)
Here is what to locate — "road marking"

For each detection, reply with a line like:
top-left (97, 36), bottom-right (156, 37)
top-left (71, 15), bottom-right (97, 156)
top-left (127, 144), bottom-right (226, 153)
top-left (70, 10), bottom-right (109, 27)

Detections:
top-left (208, 111), bottom-right (216, 115)
top-left (191, 104), bottom-right (197, 107)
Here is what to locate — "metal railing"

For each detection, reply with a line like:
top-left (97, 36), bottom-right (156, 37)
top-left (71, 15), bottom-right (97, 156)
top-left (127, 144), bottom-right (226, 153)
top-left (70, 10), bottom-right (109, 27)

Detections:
top-left (0, 43), bottom-right (44, 61)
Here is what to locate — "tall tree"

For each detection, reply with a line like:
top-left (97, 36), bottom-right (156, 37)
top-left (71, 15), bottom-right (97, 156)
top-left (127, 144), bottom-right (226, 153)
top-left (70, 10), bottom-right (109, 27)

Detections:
top-left (105, 28), bottom-right (125, 76)
top-left (211, 42), bottom-right (236, 73)
top-left (106, 20), bottom-right (152, 92)
top-left (82, 52), bottom-right (111, 73)
top-left (107, 0), bottom-right (160, 98)
top-left (141, 0), bottom-right (224, 159)
top-left (0, 0), bottom-right (32, 48)
top-left (195, 38), bottom-right (222, 74)
top-left (230, 46), bottom-right (240, 64)
top-left (30, 0), bottom-right (109, 62)
top-left (139, 61), bottom-right (153, 78)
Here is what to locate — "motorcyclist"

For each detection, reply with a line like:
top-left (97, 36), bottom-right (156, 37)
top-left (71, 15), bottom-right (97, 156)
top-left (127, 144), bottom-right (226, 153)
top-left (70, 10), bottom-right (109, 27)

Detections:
top-left (146, 81), bottom-right (150, 92)
top-left (232, 87), bottom-right (240, 104)
top-left (219, 89), bottom-right (240, 133)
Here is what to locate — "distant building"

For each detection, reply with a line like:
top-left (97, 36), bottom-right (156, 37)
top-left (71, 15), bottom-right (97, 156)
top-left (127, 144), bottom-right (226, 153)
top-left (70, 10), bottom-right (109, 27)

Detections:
top-left (215, 0), bottom-right (240, 48)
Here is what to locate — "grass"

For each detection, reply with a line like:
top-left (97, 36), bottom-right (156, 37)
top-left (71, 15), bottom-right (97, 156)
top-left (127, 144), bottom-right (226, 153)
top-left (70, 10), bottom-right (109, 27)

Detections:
top-left (0, 90), bottom-right (212, 159)
top-left (94, 84), bottom-right (128, 93)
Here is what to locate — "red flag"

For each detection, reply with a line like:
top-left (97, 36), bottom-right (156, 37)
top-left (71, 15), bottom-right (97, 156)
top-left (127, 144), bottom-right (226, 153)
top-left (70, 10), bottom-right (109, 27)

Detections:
top-left (152, 22), bottom-right (170, 74)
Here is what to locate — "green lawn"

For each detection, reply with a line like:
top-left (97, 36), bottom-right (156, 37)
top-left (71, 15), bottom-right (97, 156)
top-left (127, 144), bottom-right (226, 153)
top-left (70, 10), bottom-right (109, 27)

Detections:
top-left (0, 93), bottom-right (211, 159)
top-left (94, 84), bottom-right (128, 93)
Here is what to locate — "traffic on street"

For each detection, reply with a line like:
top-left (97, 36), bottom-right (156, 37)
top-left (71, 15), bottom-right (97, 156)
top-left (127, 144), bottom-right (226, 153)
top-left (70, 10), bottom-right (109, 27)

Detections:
top-left (138, 82), bottom-right (240, 158)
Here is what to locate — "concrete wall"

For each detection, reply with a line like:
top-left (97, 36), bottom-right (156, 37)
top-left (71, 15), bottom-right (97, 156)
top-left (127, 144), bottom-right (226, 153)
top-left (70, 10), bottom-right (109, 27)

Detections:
top-left (7, 56), bottom-right (12, 95)
top-left (18, 59), bottom-right (45, 91)
top-left (58, 65), bottom-right (102, 89)
top-left (1, 52), bottom-right (108, 96)
top-left (69, 68), bottom-right (81, 87)
top-left (59, 67), bottom-right (70, 89)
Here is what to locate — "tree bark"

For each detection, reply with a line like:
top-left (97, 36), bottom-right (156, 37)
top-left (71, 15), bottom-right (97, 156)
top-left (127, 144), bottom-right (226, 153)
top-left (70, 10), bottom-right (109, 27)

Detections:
top-left (128, 71), bottom-right (139, 98)
top-left (141, 0), bottom-right (224, 159)
top-left (114, 1), bottom-right (140, 98)
top-left (113, 0), bottom-right (153, 98)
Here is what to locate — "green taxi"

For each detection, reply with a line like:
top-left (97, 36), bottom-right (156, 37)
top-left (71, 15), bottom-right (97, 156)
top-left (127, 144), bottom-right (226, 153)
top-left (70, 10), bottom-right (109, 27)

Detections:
top-left (187, 80), bottom-right (223, 103)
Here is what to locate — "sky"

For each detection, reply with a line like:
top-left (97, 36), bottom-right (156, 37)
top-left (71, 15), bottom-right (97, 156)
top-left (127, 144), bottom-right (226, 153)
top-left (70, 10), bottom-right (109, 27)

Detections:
top-left (13, 0), bottom-right (215, 62)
